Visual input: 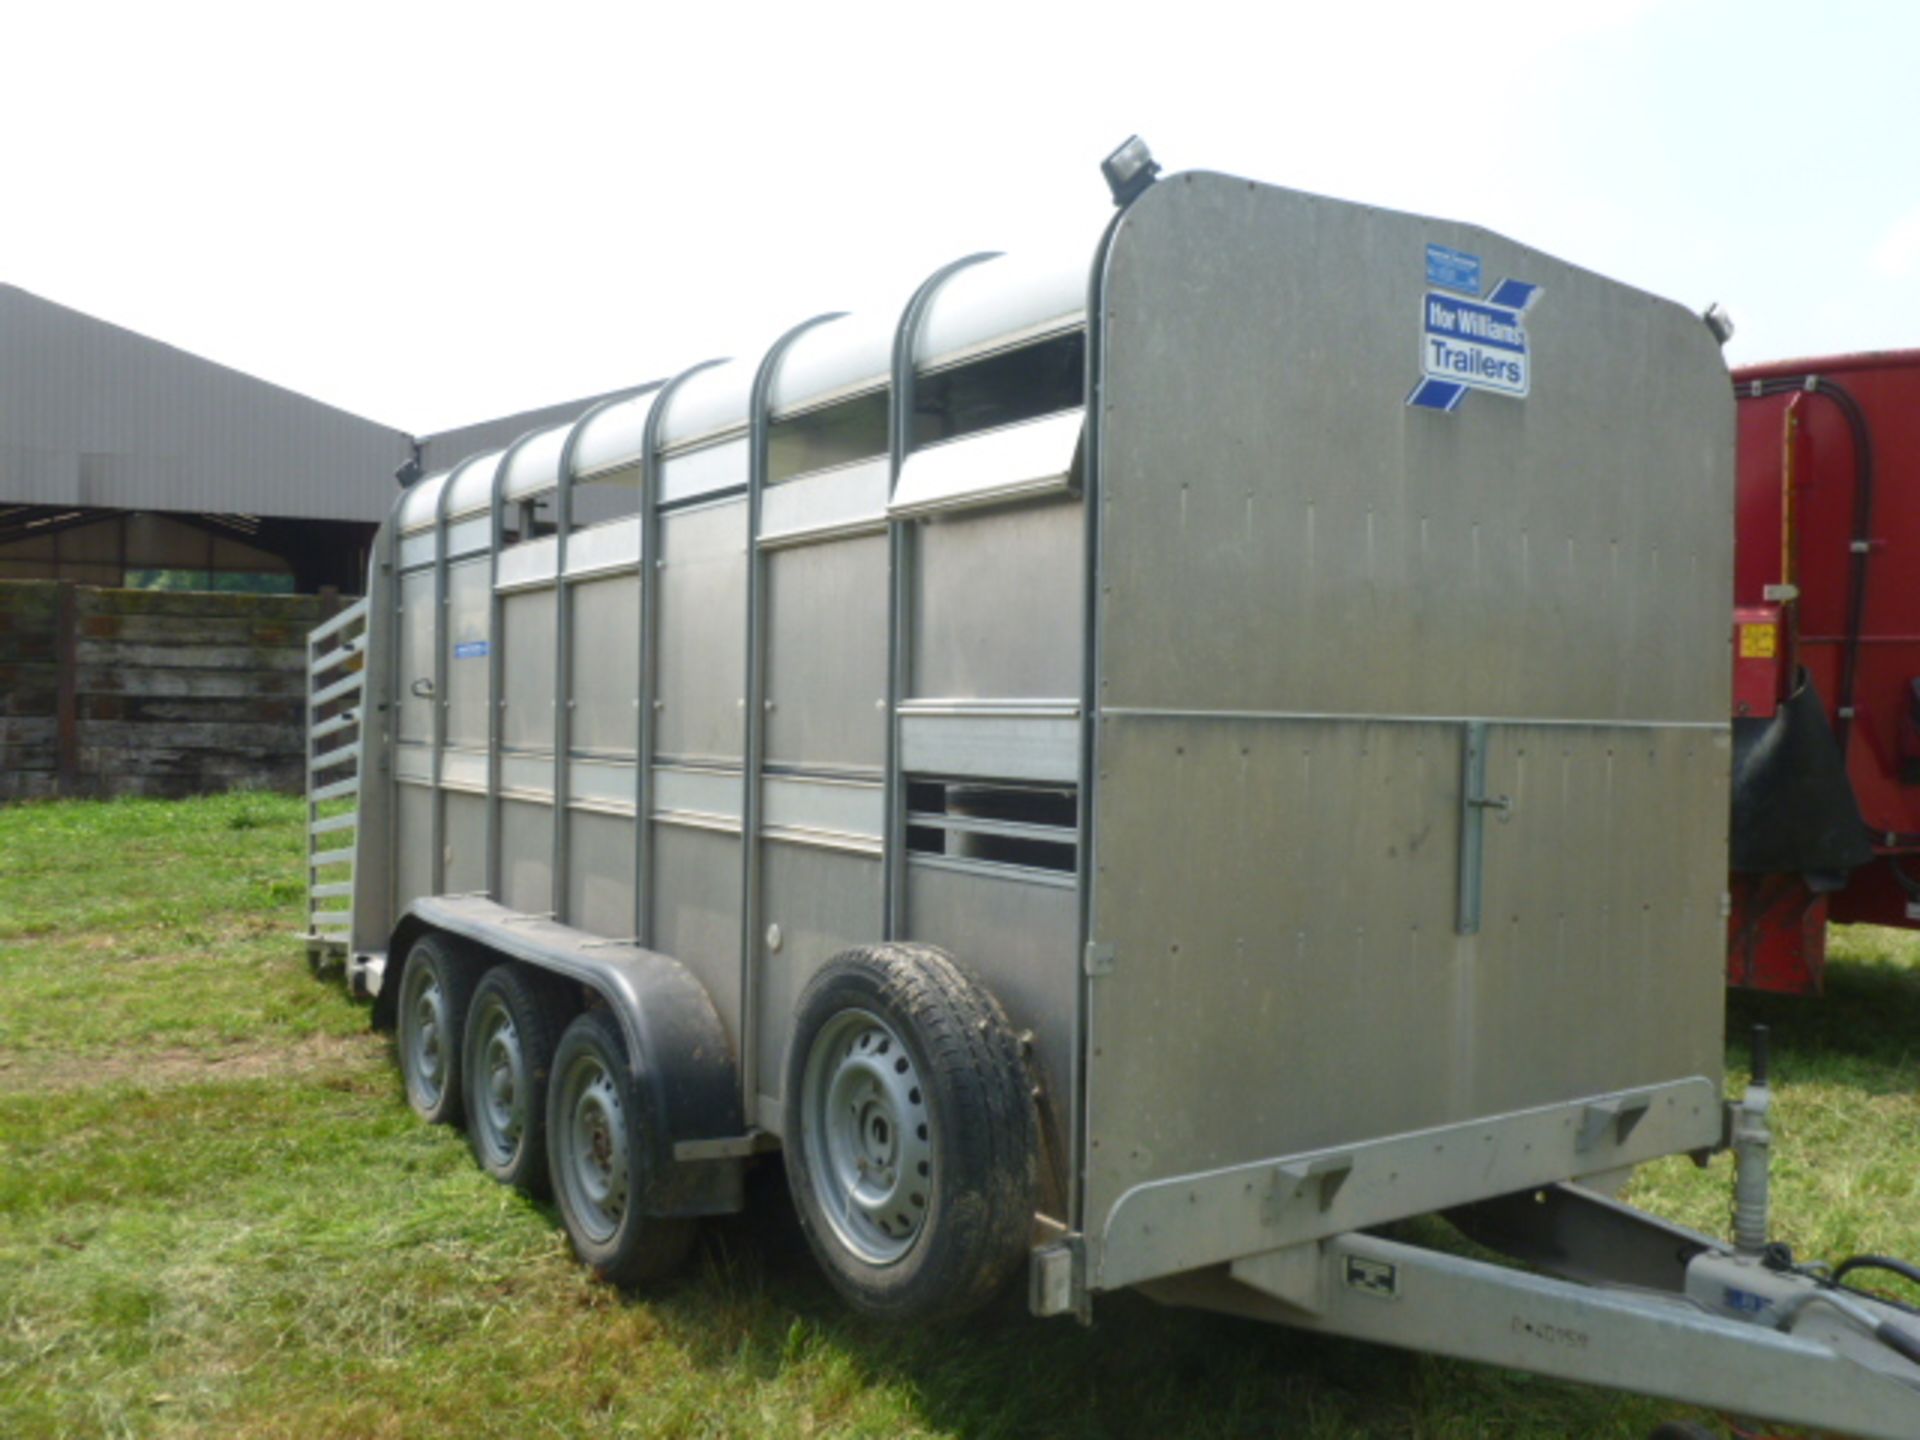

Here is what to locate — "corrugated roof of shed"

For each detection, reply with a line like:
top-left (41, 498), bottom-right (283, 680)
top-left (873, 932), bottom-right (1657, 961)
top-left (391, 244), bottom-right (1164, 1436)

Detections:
top-left (0, 283), bottom-right (414, 524)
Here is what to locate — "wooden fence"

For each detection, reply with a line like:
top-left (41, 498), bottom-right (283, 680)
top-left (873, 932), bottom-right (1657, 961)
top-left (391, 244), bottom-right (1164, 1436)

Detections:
top-left (0, 580), bottom-right (340, 801)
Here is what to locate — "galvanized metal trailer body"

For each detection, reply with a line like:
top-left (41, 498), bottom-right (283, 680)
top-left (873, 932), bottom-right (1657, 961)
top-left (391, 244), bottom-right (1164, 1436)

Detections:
top-left (307, 157), bottom-right (1920, 1436)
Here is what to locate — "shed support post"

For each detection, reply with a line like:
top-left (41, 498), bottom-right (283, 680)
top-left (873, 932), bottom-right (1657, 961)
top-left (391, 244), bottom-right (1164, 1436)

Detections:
top-left (53, 581), bottom-right (79, 795)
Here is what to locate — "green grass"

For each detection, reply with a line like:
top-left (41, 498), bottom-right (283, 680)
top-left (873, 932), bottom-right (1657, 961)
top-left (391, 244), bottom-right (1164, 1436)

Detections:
top-left (2, 794), bottom-right (1917, 1438)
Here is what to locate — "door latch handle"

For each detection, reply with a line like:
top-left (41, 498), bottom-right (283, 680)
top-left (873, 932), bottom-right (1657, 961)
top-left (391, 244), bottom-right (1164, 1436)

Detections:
top-left (1458, 721), bottom-right (1513, 935)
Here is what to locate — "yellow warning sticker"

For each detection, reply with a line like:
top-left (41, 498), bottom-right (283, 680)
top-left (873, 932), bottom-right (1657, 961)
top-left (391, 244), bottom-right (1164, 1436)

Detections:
top-left (1739, 624), bottom-right (1778, 660)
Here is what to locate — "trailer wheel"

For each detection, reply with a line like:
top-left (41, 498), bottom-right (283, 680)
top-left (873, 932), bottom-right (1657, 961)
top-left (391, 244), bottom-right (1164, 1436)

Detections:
top-left (546, 1008), bottom-right (696, 1286)
top-left (783, 944), bottom-right (1037, 1322)
top-left (462, 965), bottom-right (568, 1194)
top-left (396, 933), bottom-right (477, 1126)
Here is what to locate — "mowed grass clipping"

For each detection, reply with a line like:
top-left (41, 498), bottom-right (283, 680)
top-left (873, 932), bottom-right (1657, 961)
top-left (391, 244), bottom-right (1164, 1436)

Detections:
top-left (0, 794), bottom-right (1915, 1439)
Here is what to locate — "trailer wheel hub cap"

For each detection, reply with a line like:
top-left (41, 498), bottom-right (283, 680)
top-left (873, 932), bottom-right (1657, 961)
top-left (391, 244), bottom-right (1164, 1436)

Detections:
top-left (561, 1058), bottom-right (629, 1242)
top-left (802, 1010), bottom-right (933, 1265)
top-left (473, 1001), bottom-right (524, 1164)
top-left (405, 973), bottom-right (449, 1106)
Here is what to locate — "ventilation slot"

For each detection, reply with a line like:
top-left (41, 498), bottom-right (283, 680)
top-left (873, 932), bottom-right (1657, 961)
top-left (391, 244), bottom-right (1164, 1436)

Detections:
top-left (906, 779), bottom-right (1077, 877)
top-left (571, 462), bottom-right (642, 526)
top-left (769, 388), bottom-right (889, 483)
top-left (911, 329), bottom-right (1085, 447)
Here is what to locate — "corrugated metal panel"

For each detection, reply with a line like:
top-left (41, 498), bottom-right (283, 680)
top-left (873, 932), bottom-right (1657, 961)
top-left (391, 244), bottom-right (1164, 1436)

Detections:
top-left (0, 285), bottom-right (415, 524)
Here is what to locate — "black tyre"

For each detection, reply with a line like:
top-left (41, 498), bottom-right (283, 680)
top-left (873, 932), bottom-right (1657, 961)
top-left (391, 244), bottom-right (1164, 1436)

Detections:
top-left (396, 933), bottom-right (478, 1126)
top-left (462, 964), bottom-right (570, 1194)
top-left (783, 943), bottom-right (1038, 1322)
top-left (546, 1008), bottom-right (696, 1286)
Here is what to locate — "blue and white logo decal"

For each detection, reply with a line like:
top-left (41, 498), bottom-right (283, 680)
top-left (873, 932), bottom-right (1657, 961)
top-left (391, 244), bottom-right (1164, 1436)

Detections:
top-left (1722, 1286), bottom-right (1773, 1317)
top-left (1425, 242), bottom-right (1482, 296)
top-left (453, 639), bottom-right (489, 660)
top-left (1407, 246), bottom-right (1542, 413)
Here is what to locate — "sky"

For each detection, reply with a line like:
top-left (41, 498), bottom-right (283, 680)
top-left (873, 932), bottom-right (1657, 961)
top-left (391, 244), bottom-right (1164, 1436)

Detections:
top-left (1, 0), bottom-right (1915, 435)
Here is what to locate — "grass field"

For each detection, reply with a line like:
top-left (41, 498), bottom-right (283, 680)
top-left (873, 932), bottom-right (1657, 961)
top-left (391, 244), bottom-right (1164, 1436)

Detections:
top-left (1, 793), bottom-right (1917, 1439)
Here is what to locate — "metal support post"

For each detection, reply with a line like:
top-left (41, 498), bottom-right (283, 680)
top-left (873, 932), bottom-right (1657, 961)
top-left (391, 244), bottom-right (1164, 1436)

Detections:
top-left (633, 360), bottom-right (727, 947)
top-left (740, 314), bottom-right (844, 1108)
top-left (883, 252), bottom-right (999, 939)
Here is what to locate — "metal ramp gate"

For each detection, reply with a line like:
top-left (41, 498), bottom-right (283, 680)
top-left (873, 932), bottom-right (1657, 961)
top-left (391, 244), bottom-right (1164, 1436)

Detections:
top-left (304, 598), bottom-right (369, 981)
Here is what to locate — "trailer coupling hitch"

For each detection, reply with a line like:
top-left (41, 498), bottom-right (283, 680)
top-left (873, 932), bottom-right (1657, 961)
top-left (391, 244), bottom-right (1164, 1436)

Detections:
top-left (1703, 1026), bottom-right (1920, 1372)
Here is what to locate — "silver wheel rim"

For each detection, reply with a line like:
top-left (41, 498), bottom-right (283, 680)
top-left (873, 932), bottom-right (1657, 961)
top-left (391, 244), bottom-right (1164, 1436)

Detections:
top-left (470, 996), bottom-right (525, 1169)
top-left (559, 1049), bottom-right (629, 1243)
top-left (402, 963), bottom-right (451, 1110)
top-left (800, 1008), bottom-right (933, 1266)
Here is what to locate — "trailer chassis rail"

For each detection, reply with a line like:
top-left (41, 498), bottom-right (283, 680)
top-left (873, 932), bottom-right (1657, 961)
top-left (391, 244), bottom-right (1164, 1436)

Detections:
top-left (1116, 1037), bottom-right (1920, 1437)
top-left (1139, 1217), bottom-right (1920, 1440)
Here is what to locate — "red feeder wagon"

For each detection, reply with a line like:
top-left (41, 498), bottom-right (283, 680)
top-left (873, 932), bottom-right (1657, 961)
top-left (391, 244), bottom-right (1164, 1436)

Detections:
top-left (1729, 350), bottom-right (1920, 991)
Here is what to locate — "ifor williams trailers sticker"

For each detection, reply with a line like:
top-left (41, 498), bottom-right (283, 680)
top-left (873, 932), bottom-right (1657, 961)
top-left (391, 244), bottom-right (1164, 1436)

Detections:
top-left (1407, 242), bottom-right (1541, 413)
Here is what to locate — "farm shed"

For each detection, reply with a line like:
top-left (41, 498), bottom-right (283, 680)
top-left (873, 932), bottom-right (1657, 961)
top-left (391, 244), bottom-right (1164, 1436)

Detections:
top-left (0, 284), bottom-right (413, 594)
top-left (0, 282), bottom-right (629, 592)
top-left (0, 282), bottom-right (630, 796)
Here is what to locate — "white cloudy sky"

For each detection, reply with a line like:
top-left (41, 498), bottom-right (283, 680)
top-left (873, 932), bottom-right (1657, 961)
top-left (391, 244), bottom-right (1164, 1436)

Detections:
top-left (3, 0), bottom-right (1915, 434)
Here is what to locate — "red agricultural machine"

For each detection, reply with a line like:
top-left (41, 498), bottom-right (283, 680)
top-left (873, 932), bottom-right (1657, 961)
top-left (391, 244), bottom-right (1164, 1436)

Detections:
top-left (1728, 350), bottom-right (1920, 992)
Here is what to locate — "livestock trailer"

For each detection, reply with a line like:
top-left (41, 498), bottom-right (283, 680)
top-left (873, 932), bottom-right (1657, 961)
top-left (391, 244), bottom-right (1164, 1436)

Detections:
top-left (305, 143), bottom-right (1920, 1435)
top-left (1728, 349), bottom-right (1920, 993)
